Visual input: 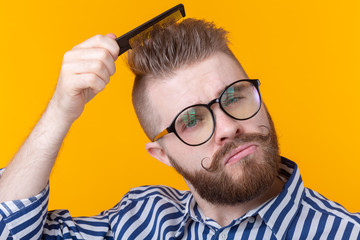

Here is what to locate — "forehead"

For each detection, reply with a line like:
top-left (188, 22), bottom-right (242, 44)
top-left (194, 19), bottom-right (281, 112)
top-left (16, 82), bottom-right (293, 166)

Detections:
top-left (148, 52), bottom-right (248, 126)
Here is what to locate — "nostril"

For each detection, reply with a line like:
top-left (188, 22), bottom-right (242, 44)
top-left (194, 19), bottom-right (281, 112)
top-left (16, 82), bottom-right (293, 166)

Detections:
top-left (215, 116), bottom-right (244, 145)
top-left (219, 128), bottom-right (241, 142)
top-left (235, 128), bottom-right (241, 137)
top-left (212, 105), bottom-right (245, 145)
top-left (220, 136), bottom-right (227, 142)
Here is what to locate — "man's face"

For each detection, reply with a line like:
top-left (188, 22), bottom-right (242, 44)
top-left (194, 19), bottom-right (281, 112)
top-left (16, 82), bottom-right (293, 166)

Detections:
top-left (147, 52), bottom-right (280, 205)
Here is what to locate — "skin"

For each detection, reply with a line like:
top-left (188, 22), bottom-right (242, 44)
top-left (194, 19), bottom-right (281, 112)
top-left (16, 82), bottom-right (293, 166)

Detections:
top-left (0, 34), bottom-right (119, 202)
top-left (0, 35), bottom-right (283, 228)
top-left (146, 52), bottom-right (285, 226)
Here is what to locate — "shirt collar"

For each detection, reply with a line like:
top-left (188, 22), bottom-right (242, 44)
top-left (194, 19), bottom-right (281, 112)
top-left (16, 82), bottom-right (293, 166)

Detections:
top-left (184, 157), bottom-right (305, 238)
top-left (256, 157), bottom-right (305, 239)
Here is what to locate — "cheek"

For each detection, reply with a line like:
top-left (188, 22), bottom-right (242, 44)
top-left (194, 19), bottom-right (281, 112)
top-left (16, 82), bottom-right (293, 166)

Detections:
top-left (249, 105), bottom-right (271, 129)
top-left (164, 139), bottom-right (209, 170)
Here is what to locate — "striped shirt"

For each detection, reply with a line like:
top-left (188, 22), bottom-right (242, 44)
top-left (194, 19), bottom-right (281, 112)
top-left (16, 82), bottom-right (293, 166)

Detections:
top-left (1, 157), bottom-right (359, 239)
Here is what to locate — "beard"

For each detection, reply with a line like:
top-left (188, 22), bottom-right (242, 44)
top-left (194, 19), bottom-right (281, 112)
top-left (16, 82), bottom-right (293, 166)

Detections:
top-left (167, 112), bottom-right (281, 206)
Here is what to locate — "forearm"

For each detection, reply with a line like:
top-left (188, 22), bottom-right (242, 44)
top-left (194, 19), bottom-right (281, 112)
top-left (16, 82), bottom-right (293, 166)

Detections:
top-left (0, 34), bottom-right (119, 203)
top-left (0, 101), bottom-right (72, 202)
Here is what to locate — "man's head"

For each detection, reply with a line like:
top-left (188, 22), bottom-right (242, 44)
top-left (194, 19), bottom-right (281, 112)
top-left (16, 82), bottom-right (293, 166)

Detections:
top-left (128, 18), bottom-right (281, 205)
top-left (129, 19), bottom-right (241, 140)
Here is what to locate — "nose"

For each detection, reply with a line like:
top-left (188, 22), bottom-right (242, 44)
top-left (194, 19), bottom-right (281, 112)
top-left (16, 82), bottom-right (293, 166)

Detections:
top-left (212, 105), bottom-right (243, 145)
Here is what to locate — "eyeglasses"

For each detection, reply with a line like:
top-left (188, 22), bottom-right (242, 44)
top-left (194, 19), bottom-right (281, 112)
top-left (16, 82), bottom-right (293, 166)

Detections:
top-left (153, 79), bottom-right (262, 146)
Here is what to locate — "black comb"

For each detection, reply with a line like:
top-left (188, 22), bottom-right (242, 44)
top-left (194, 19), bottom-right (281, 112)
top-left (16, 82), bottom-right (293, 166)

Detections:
top-left (116, 4), bottom-right (186, 56)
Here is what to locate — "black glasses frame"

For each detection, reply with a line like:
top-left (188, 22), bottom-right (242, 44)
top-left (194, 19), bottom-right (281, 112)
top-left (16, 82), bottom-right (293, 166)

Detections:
top-left (153, 79), bottom-right (262, 146)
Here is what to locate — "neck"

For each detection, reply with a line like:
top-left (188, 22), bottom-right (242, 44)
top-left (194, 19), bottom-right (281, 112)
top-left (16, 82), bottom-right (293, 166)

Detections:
top-left (188, 177), bottom-right (285, 227)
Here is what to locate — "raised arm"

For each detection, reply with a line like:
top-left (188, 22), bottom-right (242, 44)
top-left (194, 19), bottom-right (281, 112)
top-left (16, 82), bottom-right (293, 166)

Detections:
top-left (0, 34), bottom-right (120, 202)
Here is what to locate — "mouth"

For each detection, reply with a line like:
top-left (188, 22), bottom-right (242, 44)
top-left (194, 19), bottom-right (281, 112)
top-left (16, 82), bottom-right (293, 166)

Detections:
top-left (225, 143), bottom-right (258, 165)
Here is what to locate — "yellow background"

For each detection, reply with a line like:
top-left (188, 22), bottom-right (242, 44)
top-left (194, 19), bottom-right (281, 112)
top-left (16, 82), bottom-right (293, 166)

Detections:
top-left (1, 0), bottom-right (359, 217)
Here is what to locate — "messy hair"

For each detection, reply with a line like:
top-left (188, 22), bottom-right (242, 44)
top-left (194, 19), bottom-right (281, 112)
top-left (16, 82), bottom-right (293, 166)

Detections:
top-left (128, 18), bottom-right (240, 140)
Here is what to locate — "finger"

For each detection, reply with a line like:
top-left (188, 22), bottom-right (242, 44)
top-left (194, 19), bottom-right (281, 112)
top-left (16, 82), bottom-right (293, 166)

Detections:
top-left (62, 60), bottom-right (111, 85)
top-left (105, 33), bottom-right (117, 39)
top-left (69, 73), bottom-right (107, 95)
top-left (73, 34), bottom-right (119, 61)
top-left (63, 48), bottom-right (116, 76)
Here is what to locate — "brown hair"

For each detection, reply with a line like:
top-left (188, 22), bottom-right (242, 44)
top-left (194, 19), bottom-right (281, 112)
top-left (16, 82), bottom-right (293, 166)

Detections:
top-left (128, 18), bottom-right (240, 140)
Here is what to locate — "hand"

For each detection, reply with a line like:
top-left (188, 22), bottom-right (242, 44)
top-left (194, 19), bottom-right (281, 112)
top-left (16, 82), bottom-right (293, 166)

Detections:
top-left (50, 33), bottom-right (120, 123)
top-left (0, 34), bottom-right (120, 203)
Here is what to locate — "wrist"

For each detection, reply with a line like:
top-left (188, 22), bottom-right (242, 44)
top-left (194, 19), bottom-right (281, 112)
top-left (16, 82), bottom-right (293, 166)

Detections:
top-left (47, 97), bottom-right (80, 126)
top-left (42, 99), bottom-right (74, 138)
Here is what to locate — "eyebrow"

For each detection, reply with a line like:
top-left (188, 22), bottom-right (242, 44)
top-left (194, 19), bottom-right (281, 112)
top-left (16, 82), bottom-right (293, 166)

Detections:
top-left (218, 82), bottom-right (247, 98)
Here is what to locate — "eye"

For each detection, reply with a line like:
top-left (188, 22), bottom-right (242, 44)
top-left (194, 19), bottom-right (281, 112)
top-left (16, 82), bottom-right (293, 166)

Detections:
top-left (221, 84), bottom-right (250, 107)
top-left (186, 119), bottom-right (198, 128)
top-left (182, 115), bottom-right (204, 131)
top-left (227, 96), bottom-right (240, 104)
top-left (176, 107), bottom-right (205, 133)
top-left (222, 95), bottom-right (244, 107)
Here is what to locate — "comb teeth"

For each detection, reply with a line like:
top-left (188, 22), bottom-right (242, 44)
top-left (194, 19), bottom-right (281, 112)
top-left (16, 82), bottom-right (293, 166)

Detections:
top-left (129, 10), bottom-right (183, 49)
top-left (116, 4), bottom-right (185, 55)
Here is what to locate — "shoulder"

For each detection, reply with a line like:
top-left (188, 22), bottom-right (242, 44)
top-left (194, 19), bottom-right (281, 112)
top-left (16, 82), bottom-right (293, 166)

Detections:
top-left (119, 185), bottom-right (192, 211)
top-left (302, 187), bottom-right (360, 224)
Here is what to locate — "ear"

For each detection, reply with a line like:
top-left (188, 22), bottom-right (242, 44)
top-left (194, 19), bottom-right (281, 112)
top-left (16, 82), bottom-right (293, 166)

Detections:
top-left (146, 141), bottom-right (172, 167)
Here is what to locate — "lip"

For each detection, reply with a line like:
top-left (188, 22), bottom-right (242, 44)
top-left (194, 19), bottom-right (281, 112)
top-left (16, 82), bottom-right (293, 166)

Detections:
top-left (225, 143), bottom-right (258, 165)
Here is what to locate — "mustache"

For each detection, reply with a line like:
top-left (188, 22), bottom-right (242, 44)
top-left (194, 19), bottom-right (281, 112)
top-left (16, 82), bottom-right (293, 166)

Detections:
top-left (201, 125), bottom-right (273, 172)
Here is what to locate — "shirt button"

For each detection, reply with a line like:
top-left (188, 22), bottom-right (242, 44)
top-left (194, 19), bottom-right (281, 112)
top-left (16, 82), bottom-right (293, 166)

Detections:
top-left (220, 232), bottom-right (227, 239)
top-left (248, 217), bottom-right (255, 224)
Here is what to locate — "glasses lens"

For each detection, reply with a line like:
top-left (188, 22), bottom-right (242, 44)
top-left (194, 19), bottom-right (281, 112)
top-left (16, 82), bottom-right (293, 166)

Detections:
top-left (220, 81), bottom-right (261, 119)
top-left (174, 105), bottom-right (214, 145)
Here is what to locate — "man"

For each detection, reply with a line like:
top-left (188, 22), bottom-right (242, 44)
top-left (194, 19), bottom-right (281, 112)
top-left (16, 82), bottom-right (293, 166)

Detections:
top-left (0, 18), bottom-right (359, 239)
